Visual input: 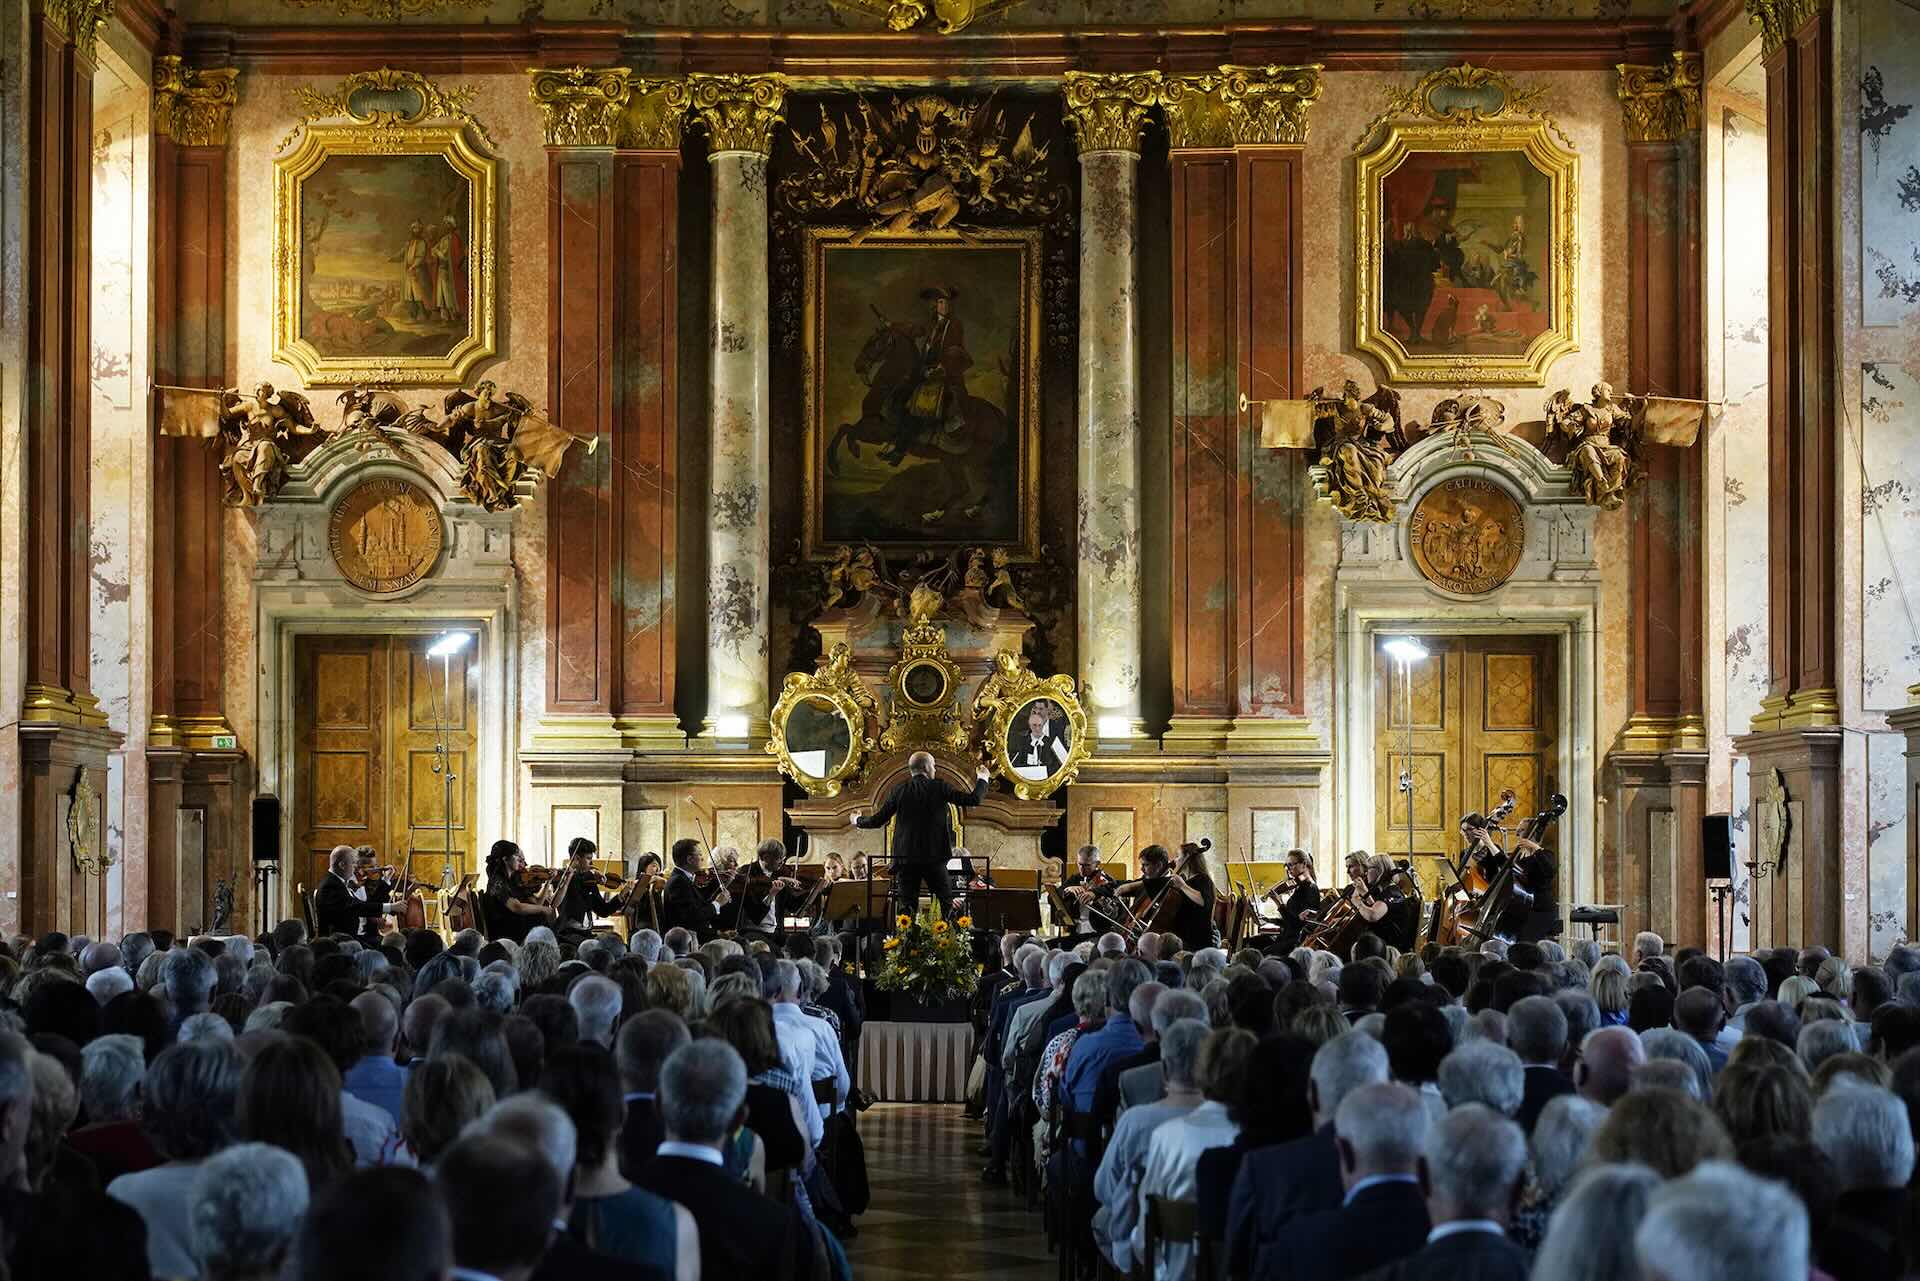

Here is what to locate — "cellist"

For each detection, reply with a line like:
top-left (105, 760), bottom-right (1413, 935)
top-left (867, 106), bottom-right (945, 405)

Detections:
top-left (1113, 843), bottom-right (1217, 953)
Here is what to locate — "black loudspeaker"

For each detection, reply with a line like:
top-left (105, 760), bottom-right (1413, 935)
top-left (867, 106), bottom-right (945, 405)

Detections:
top-left (1702, 814), bottom-right (1733, 880)
top-left (251, 795), bottom-right (282, 866)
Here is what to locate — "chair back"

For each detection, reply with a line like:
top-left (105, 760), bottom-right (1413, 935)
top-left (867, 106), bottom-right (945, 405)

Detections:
top-left (1143, 1196), bottom-right (1206, 1281)
top-left (297, 883), bottom-right (317, 935)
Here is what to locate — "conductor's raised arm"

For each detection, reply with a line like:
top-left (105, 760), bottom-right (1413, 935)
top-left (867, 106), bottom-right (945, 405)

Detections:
top-left (945, 767), bottom-right (991, 807)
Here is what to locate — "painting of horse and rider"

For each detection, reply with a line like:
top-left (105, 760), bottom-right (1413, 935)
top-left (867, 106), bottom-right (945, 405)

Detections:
top-left (805, 228), bottom-right (1039, 557)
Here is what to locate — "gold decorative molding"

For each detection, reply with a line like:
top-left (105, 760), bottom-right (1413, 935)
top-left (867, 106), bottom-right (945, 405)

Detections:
top-left (687, 73), bottom-right (788, 157)
top-left (68, 769), bottom-right (109, 878)
top-left (23, 681), bottom-right (108, 730)
top-left (1616, 53), bottom-right (1703, 144)
top-left (1062, 70), bottom-right (1161, 156)
top-left (1746, 0), bottom-right (1828, 57)
top-left (1161, 64), bottom-right (1324, 150)
top-left (279, 66), bottom-right (494, 155)
top-left (526, 67), bottom-right (689, 150)
top-left (154, 58), bottom-right (241, 148)
top-left (40, 0), bottom-right (113, 59)
top-left (148, 713), bottom-right (238, 753)
top-left (1614, 713), bottom-right (1708, 755)
top-left (282, 0), bottom-right (490, 17)
top-left (827, 0), bottom-right (1029, 33)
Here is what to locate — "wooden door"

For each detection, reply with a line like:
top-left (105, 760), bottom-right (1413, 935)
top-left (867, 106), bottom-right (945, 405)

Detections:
top-left (1375, 635), bottom-right (1557, 898)
top-left (293, 635), bottom-right (478, 896)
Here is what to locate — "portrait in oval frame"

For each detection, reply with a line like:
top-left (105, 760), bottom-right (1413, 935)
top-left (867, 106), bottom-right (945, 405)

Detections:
top-left (974, 652), bottom-right (1089, 801)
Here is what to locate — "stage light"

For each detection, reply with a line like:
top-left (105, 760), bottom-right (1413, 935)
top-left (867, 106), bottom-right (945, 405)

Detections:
top-left (1097, 715), bottom-right (1132, 740)
top-left (428, 631), bottom-right (472, 658)
top-left (713, 714), bottom-right (751, 740)
top-left (1382, 637), bottom-right (1430, 665)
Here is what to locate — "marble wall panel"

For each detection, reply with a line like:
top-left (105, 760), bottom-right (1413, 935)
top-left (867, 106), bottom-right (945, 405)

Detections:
top-left (1861, 362), bottom-right (1920, 707)
top-left (1860, 0), bottom-right (1920, 332)
top-left (1869, 730), bottom-right (1909, 954)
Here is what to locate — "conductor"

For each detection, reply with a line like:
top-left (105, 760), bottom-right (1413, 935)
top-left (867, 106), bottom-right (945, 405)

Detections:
top-left (851, 751), bottom-right (990, 921)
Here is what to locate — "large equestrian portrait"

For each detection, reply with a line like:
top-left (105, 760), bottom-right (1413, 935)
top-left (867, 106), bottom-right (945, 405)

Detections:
top-left (803, 226), bottom-right (1041, 559)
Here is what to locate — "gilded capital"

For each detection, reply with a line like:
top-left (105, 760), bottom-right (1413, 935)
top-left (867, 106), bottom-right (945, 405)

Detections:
top-left (1746, 0), bottom-right (1827, 57)
top-left (1063, 70), bottom-right (1161, 156)
top-left (687, 73), bottom-right (788, 156)
top-left (1616, 53), bottom-right (1702, 143)
top-left (528, 67), bottom-right (689, 150)
top-left (40, 0), bottom-right (114, 59)
top-left (1161, 63), bottom-right (1323, 149)
top-left (153, 58), bottom-right (240, 147)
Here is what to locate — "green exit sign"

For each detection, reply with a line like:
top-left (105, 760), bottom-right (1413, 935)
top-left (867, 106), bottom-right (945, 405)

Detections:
top-left (211, 735), bottom-right (237, 750)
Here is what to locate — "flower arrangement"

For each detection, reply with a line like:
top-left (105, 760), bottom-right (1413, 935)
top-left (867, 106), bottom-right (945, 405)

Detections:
top-left (875, 899), bottom-right (977, 1005)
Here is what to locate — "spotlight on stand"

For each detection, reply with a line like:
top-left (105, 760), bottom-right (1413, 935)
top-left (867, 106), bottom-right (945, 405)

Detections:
top-left (1382, 636), bottom-right (1430, 666)
top-left (1381, 636), bottom-right (1431, 868)
top-left (425, 631), bottom-right (471, 896)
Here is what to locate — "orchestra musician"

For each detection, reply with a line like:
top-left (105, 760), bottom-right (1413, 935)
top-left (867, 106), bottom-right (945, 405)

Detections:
top-left (1342, 850), bottom-right (1416, 952)
top-left (555, 837), bottom-right (622, 936)
top-left (1459, 813), bottom-right (1560, 942)
top-left (1267, 849), bottom-right (1322, 950)
top-left (349, 845), bottom-right (396, 944)
top-left (661, 837), bottom-right (731, 943)
top-left (483, 840), bottom-right (557, 945)
top-left (315, 844), bottom-right (393, 939)
top-left (625, 851), bottom-right (666, 933)
top-left (1059, 844), bottom-right (1121, 936)
top-left (1113, 843), bottom-right (1218, 953)
top-left (734, 839), bottom-right (808, 944)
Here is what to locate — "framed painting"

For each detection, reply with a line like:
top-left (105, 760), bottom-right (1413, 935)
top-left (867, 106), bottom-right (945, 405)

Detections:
top-left (1353, 65), bottom-right (1578, 386)
top-left (802, 226), bottom-right (1041, 560)
top-left (273, 125), bottom-right (495, 385)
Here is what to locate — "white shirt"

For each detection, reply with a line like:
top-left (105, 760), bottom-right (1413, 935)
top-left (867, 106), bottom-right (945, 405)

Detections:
top-left (1092, 1095), bottom-right (1200, 1273)
top-left (1428, 1220), bottom-right (1506, 1243)
top-left (1344, 1172), bottom-right (1419, 1206)
top-left (109, 1163), bottom-right (205, 1280)
top-left (772, 1000), bottom-right (850, 1111)
top-left (341, 1087), bottom-right (413, 1168)
top-left (1131, 1099), bottom-right (1240, 1281)
top-left (766, 1008), bottom-right (826, 1146)
top-left (657, 1140), bottom-right (725, 1166)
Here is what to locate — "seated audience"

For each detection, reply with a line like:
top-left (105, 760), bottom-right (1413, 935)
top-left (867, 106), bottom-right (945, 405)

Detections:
top-left (188, 1142), bottom-right (308, 1281)
top-left (1360, 1104), bottom-right (1531, 1281)
top-left (1633, 1162), bottom-right (1809, 1281)
top-left (108, 1039), bottom-right (244, 1280)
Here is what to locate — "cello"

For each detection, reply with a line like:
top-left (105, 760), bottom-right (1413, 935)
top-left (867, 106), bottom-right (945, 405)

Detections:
top-left (1452, 792), bottom-right (1567, 944)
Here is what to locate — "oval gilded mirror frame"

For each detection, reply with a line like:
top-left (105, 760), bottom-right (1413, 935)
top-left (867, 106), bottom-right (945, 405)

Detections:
top-left (973, 650), bottom-right (1090, 801)
top-left (767, 643), bottom-right (876, 798)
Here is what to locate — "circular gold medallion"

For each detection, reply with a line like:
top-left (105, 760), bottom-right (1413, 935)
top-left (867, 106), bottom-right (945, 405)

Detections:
top-left (328, 478), bottom-right (443, 594)
top-left (1408, 477), bottom-right (1524, 595)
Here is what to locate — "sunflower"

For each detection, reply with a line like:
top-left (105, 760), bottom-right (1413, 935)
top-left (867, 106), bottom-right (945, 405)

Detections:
top-left (956, 916), bottom-right (972, 929)
top-left (932, 921), bottom-right (949, 935)
top-left (896, 914), bottom-right (912, 930)
top-left (882, 937), bottom-right (900, 951)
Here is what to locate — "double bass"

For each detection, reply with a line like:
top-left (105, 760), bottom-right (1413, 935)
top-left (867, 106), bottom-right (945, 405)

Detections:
top-left (1448, 792), bottom-right (1567, 944)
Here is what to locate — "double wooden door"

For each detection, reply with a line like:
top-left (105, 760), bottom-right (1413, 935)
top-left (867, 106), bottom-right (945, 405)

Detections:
top-left (1374, 635), bottom-right (1557, 897)
top-left (293, 635), bottom-right (479, 894)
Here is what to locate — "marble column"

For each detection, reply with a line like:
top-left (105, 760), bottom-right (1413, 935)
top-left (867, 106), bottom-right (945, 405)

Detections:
top-left (527, 69), bottom-right (689, 753)
top-left (1608, 52), bottom-right (1709, 945)
top-left (1733, 0), bottom-right (1843, 949)
top-left (690, 74), bottom-right (785, 744)
top-left (1064, 72), bottom-right (1156, 743)
top-left (151, 55), bottom-right (244, 934)
top-left (9, 1), bottom-right (122, 936)
top-left (1159, 67), bottom-right (1322, 755)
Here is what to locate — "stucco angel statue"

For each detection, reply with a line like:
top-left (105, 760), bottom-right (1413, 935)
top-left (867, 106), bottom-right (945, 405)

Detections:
top-left (1546, 382), bottom-right (1637, 510)
top-left (217, 382), bottom-right (320, 507)
top-left (1310, 379), bottom-right (1405, 524)
top-left (404, 380), bottom-right (596, 512)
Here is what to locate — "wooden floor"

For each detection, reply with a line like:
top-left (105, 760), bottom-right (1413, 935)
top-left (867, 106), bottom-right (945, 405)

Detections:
top-left (842, 1104), bottom-right (1055, 1281)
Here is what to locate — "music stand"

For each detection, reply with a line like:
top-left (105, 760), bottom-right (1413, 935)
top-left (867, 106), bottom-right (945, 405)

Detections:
top-left (825, 880), bottom-right (892, 929)
top-left (966, 887), bottom-right (1041, 935)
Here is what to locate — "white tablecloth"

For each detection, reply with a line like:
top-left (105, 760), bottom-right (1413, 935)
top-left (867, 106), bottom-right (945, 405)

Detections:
top-left (858, 1020), bottom-right (977, 1102)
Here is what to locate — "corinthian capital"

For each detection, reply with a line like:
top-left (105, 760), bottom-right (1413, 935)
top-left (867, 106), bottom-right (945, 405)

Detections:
top-left (1063, 71), bottom-right (1161, 156)
top-left (1161, 63), bottom-right (1324, 149)
top-left (527, 67), bottom-right (689, 149)
top-left (687, 73), bottom-right (788, 156)
top-left (1615, 52), bottom-right (1703, 144)
top-left (154, 57), bottom-right (240, 147)
top-left (1745, 0), bottom-right (1827, 57)
top-left (40, 0), bottom-right (113, 59)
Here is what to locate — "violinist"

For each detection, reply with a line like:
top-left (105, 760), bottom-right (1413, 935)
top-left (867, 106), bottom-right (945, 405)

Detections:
top-left (483, 840), bottom-right (557, 945)
top-left (349, 844), bottom-right (396, 944)
top-left (1060, 844), bottom-right (1120, 935)
top-left (1113, 843), bottom-right (1217, 953)
top-left (315, 844), bottom-right (394, 939)
top-left (556, 837), bottom-right (622, 936)
top-left (736, 838), bottom-right (808, 944)
top-left (661, 837), bottom-right (730, 943)
top-left (1268, 849), bottom-right (1322, 950)
top-left (803, 852), bottom-right (847, 936)
top-left (1344, 851), bottom-right (1415, 952)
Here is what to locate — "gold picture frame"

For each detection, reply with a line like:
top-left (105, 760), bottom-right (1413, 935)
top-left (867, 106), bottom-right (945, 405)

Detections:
top-left (974, 650), bottom-right (1089, 801)
top-left (1352, 65), bottom-right (1578, 387)
top-left (801, 225), bottom-right (1043, 562)
top-left (767, 644), bottom-right (876, 799)
top-left (273, 122), bottom-right (497, 386)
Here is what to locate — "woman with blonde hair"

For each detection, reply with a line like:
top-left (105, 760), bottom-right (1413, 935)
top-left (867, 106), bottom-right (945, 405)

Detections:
top-left (1813, 955), bottom-right (1852, 1001)
top-left (1591, 955), bottom-right (1631, 1026)
top-left (1777, 974), bottom-right (1820, 1011)
top-left (1290, 1004), bottom-right (1350, 1047)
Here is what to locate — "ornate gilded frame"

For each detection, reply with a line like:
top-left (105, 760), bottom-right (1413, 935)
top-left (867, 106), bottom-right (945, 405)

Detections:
top-left (273, 70), bottom-right (497, 386)
top-left (767, 644), bottom-right (876, 798)
top-left (801, 224), bottom-right (1044, 561)
top-left (879, 618), bottom-right (971, 756)
top-left (974, 651), bottom-right (1090, 801)
top-left (1352, 65), bottom-right (1578, 386)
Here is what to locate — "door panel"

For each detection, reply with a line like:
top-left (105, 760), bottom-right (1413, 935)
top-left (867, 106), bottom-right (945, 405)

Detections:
top-left (1376, 636), bottom-right (1557, 899)
top-left (294, 635), bottom-right (478, 898)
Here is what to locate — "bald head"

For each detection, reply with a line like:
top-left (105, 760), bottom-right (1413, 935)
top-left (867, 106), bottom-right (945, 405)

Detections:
top-left (402, 993), bottom-right (450, 1058)
top-left (909, 751), bottom-right (935, 778)
top-left (328, 844), bottom-right (355, 876)
top-left (352, 991), bottom-right (399, 1056)
top-left (1578, 1026), bottom-right (1646, 1105)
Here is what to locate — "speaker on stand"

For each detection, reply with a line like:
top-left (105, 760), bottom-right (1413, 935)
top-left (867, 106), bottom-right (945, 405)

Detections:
top-left (1704, 814), bottom-right (1734, 963)
top-left (252, 795), bottom-right (282, 937)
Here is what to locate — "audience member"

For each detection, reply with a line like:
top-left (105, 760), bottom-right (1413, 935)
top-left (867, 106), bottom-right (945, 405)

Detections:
top-left (107, 1039), bottom-right (244, 1280)
top-left (188, 1142), bottom-right (308, 1281)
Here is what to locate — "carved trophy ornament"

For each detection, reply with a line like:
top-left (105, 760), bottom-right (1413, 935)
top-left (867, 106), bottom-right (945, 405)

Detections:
top-left (1753, 767), bottom-right (1791, 876)
top-left (67, 770), bottom-right (108, 878)
top-left (826, 0), bottom-right (1030, 34)
top-left (402, 381), bottom-right (597, 512)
